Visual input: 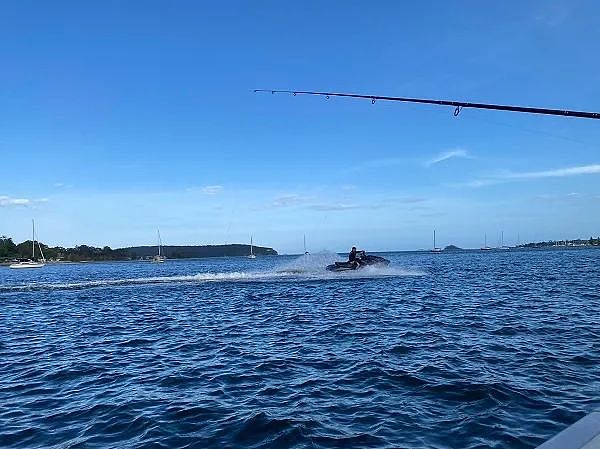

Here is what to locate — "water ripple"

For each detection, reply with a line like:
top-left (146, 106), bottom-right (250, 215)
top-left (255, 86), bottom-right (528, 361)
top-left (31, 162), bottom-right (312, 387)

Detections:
top-left (1, 250), bottom-right (599, 448)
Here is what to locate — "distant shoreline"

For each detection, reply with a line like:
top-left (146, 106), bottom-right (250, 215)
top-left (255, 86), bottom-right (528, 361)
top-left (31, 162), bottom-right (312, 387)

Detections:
top-left (285, 245), bottom-right (600, 256)
top-left (0, 240), bottom-right (278, 264)
top-left (2, 240), bottom-right (598, 265)
top-left (0, 253), bottom-right (283, 267)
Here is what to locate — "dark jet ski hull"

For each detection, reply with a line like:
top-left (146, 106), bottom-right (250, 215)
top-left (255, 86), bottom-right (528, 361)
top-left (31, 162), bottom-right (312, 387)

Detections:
top-left (326, 255), bottom-right (390, 272)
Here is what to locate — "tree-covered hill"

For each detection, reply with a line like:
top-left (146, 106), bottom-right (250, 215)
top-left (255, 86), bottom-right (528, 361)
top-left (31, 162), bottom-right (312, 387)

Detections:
top-left (0, 236), bottom-right (277, 262)
top-left (126, 244), bottom-right (277, 259)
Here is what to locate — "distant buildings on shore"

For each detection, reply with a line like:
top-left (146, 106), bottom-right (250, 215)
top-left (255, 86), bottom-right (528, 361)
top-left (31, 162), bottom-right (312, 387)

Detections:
top-left (518, 237), bottom-right (600, 248)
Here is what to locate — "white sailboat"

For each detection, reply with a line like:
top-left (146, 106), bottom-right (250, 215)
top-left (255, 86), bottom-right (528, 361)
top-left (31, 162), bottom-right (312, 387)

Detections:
top-left (430, 229), bottom-right (443, 252)
top-left (498, 231), bottom-right (511, 250)
top-left (9, 219), bottom-right (46, 269)
top-left (152, 228), bottom-right (166, 263)
top-left (481, 232), bottom-right (492, 250)
top-left (303, 234), bottom-right (309, 255)
top-left (248, 236), bottom-right (256, 259)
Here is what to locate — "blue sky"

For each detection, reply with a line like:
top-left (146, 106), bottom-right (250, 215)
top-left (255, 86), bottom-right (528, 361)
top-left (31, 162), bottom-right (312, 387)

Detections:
top-left (1, 1), bottom-right (599, 253)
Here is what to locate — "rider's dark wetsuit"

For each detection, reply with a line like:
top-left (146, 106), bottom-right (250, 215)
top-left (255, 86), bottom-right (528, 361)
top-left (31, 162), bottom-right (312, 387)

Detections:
top-left (348, 248), bottom-right (361, 267)
top-left (349, 250), bottom-right (357, 262)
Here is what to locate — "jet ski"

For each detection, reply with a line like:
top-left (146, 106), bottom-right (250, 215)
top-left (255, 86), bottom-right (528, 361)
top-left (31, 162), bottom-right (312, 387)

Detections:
top-left (326, 252), bottom-right (390, 272)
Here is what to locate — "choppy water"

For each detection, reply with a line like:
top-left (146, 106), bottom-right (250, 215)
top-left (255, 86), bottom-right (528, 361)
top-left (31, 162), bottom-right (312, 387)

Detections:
top-left (1, 249), bottom-right (599, 448)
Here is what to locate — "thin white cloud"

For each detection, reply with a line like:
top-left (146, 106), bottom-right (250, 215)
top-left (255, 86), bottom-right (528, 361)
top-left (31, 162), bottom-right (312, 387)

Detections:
top-left (269, 194), bottom-right (309, 208)
top-left (535, 192), bottom-right (581, 201)
top-left (347, 157), bottom-right (409, 174)
top-left (426, 149), bottom-right (470, 167)
top-left (308, 203), bottom-right (360, 211)
top-left (465, 179), bottom-right (497, 188)
top-left (307, 203), bottom-right (386, 212)
top-left (468, 164), bottom-right (600, 187)
top-left (399, 196), bottom-right (427, 204)
top-left (501, 165), bottom-right (600, 179)
top-left (0, 196), bottom-right (30, 207)
top-left (373, 196), bottom-right (428, 206)
top-left (200, 185), bottom-right (224, 195)
top-left (54, 182), bottom-right (73, 189)
top-left (418, 211), bottom-right (446, 218)
top-left (0, 196), bottom-right (47, 207)
top-left (407, 205), bottom-right (430, 211)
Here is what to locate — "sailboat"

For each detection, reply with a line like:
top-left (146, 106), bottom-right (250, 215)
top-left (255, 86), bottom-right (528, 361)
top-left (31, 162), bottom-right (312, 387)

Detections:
top-left (248, 236), bottom-right (256, 259)
top-left (9, 219), bottom-right (46, 269)
top-left (303, 234), bottom-right (309, 255)
top-left (498, 231), bottom-right (511, 250)
top-left (430, 229), bottom-right (443, 252)
top-left (152, 228), bottom-right (166, 263)
top-left (481, 233), bottom-right (492, 250)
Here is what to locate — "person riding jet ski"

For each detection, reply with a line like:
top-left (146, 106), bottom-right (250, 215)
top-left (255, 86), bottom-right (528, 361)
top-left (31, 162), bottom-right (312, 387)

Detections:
top-left (348, 246), bottom-right (365, 268)
top-left (326, 247), bottom-right (390, 272)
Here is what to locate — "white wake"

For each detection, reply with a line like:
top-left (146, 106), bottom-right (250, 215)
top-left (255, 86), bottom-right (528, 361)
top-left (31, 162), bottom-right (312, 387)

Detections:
top-left (1, 253), bottom-right (425, 292)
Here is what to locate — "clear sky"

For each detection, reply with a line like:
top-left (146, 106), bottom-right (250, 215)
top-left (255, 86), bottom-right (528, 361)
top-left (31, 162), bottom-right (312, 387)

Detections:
top-left (1, 1), bottom-right (599, 253)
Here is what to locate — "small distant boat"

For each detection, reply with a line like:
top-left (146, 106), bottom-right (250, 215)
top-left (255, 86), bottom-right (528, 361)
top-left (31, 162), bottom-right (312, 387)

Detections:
top-left (248, 236), bottom-right (257, 259)
top-left (303, 234), bottom-right (309, 255)
top-left (10, 220), bottom-right (46, 269)
top-left (498, 231), bottom-right (511, 250)
top-left (151, 228), bottom-right (166, 263)
top-left (431, 229), bottom-right (443, 252)
top-left (481, 232), bottom-right (492, 250)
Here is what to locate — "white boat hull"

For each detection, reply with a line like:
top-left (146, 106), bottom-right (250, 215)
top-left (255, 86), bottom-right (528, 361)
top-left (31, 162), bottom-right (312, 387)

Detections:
top-left (9, 262), bottom-right (45, 269)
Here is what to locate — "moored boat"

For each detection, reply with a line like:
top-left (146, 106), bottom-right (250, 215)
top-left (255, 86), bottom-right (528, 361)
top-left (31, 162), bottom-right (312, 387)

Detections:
top-left (152, 228), bottom-right (166, 263)
top-left (9, 220), bottom-right (46, 269)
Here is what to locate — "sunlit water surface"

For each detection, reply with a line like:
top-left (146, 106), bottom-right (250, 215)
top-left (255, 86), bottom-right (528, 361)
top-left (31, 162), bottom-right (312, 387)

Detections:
top-left (1, 249), bottom-right (599, 448)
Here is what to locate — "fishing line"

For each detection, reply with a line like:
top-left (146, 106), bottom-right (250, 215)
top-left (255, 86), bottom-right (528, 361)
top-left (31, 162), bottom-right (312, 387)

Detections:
top-left (459, 114), bottom-right (598, 150)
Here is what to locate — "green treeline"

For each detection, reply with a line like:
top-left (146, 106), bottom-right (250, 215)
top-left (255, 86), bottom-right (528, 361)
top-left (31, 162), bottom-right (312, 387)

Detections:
top-left (0, 236), bottom-right (129, 262)
top-left (0, 236), bottom-right (278, 262)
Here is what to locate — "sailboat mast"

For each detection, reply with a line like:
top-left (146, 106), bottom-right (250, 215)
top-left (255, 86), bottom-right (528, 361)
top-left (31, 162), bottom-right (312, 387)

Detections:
top-left (32, 219), bottom-right (35, 259)
top-left (157, 228), bottom-right (161, 257)
top-left (250, 236), bottom-right (253, 256)
top-left (303, 234), bottom-right (307, 253)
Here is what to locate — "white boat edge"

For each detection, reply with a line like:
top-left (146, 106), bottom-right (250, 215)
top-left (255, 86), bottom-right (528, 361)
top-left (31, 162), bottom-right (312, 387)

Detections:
top-left (9, 261), bottom-right (46, 269)
top-left (536, 409), bottom-right (600, 449)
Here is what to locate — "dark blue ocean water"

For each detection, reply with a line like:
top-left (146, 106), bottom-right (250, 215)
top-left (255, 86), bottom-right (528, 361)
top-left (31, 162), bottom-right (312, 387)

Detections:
top-left (1, 249), bottom-right (599, 448)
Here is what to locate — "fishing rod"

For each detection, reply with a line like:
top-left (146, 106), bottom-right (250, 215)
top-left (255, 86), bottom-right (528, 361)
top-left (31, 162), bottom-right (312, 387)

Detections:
top-left (254, 89), bottom-right (600, 120)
